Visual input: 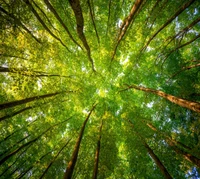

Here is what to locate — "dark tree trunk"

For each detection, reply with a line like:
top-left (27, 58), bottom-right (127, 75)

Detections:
top-left (43, 0), bottom-right (82, 49)
top-left (127, 120), bottom-right (172, 179)
top-left (92, 120), bottom-right (103, 179)
top-left (39, 139), bottom-right (71, 179)
top-left (0, 91), bottom-right (62, 110)
top-left (140, 0), bottom-right (195, 52)
top-left (144, 142), bottom-right (173, 179)
top-left (63, 104), bottom-right (96, 179)
top-left (68, 0), bottom-right (95, 71)
top-left (24, 0), bottom-right (70, 51)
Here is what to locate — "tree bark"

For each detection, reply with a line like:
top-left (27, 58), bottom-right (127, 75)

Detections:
top-left (92, 120), bottom-right (103, 179)
top-left (127, 119), bottom-right (172, 179)
top-left (140, 0), bottom-right (195, 53)
top-left (0, 117), bottom-right (71, 165)
top-left (68, 0), bottom-right (95, 71)
top-left (24, 0), bottom-right (70, 51)
top-left (0, 91), bottom-right (66, 110)
top-left (169, 63), bottom-right (200, 80)
top-left (63, 103), bottom-right (97, 179)
top-left (0, 6), bottom-right (41, 43)
top-left (167, 140), bottom-right (200, 168)
top-left (111, 0), bottom-right (144, 61)
top-left (43, 0), bottom-right (82, 49)
top-left (87, 0), bottom-right (100, 44)
top-left (39, 139), bottom-right (71, 179)
top-left (144, 142), bottom-right (173, 179)
top-left (144, 120), bottom-right (192, 151)
top-left (124, 84), bottom-right (200, 113)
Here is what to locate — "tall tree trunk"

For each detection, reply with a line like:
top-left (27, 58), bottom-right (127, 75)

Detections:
top-left (143, 142), bottom-right (173, 179)
top-left (127, 120), bottom-right (172, 179)
top-left (0, 6), bottom-right (41, 43)
top-left (39, 139), bottom-right (71, 179)
top-left (123, 84), bottom-right (200, 113)
top-left (169, 63), bottom-right (200, 80)
top-left (87, 0), bottom-right (100, 44)
top-left (0, 67), bottom-right (71, 78)
top-left (68, 0), bottom-right (95, 71)
top-left (111, 0), bottom-right (144, 61)
top-left (24, 0), bottom-right (70, 52)
top-left (167, 140), bottom-right (200, 168)
top-left (144, 121), bottom-right (192, 151)
top-left (92, 120), bottom-right (103, 179)
top-left (0, 117), bottom-right (71, 165)
top-left (63, 103), bottom-right (97, 179)
top-left (140, 0), bottom-right (195, 53)
top-left (0, 90), bottom-right (72, 110)
top-left (0, 106), bottom-right (32, 121)
top-left (43, 0), bottom-right (82, 49)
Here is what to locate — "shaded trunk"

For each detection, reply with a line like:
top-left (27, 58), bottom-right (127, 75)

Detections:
top-left (125, 84), bottom-right (200, 113)
top-left (162, 34), bottom-right (200, 65)
top-left (167, 140), bottom-right (200, 168)
top-left (140, 0), bottom-right (195, 52)
top-left (24, 0), bottom-right (70, 51)
top-left (68, 0), bottom-right (95, 71)
top-left (127, 119), bottom-right (172, 179)
top-left (144, 121), bottom-right (192, 151)
top-left (0, 90), bottom-right (72, 110)
top-left (169, 63), bottom-right (200, 80)
top-left (39, 139), bottom-right (71, 179)
top-left (0, 66), bottom-right (71, 78)
top-left (106, 0), bottom-right (112, 35)
top-left (63, 104), bottom-right (97, 179)
top-left (0, 106), bottom-right (32, 121)
top-left (0, 117), bottom-right (71, 165)
top-left (111, 0), bottom-right (144, 61)
top-left (87, 0), bottom-right (100, 44)
top-left (144, 142), bottom-right (173, 179)
top-left (43, 0), bottom-right (82, 49)
top-left (0, 6), bottom-right (41, 43)
top-left (92, 120), bottom-right (103, 179)
top-left (16, 151), bottom-right (51, 179)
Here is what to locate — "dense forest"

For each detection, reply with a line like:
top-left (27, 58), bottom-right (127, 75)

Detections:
top-left (0, 0), bottom-right (200, 178)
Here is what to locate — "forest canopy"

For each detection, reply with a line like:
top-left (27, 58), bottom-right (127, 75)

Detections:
top-left (0, 0), bottom-right (200, 178)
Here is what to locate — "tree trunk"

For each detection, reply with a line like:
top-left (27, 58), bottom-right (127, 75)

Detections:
top-left (111, 0), bottom-right (144, 61)
top-left (0, 90), bottom-right (72, 110)
top-left (141, 0), bottom-right (195, 52)
top-left (43, 0), bottom-right (82, 49)
top-left (39, 139), bottom-right (71, 179)
top-left (63, 103), bottom-right (97, 179)
top-left (0, 6), bottom-right (41, 43)
top-left (0, 117), bottom-right (71, 165)
top-left (144, 142), bottom-right (173, 179)
top-left (24, 0), bottom-right (70, 51)
top-left (0, 106), bottom-right (32, 121)
top-left (169, 63), bottom-right (200, 80)
top-left (167, 140), bottom-right (200, 168)
top-left (92, 120), bottom-right (103, 179)
top-left (127, 119), bottom-right (172, 179)
top-left (68, 0), bottom-right (95, 71)
top-left (125, 84), bottom-right (200, 113)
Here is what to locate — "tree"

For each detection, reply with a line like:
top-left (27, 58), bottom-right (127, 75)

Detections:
top-left (0, 0), bottom-right (200, 178)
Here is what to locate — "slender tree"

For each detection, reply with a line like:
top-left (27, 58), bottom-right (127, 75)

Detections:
top-left (92, 119), bottom-right (103, 179)
top-left (128, 120), bottom-right (173, 179)
top-left (63, 103), bottom-right (97, 179)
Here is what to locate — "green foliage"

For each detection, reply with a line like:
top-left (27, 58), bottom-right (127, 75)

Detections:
top-left (0, 0), bottom-right (200, 178)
